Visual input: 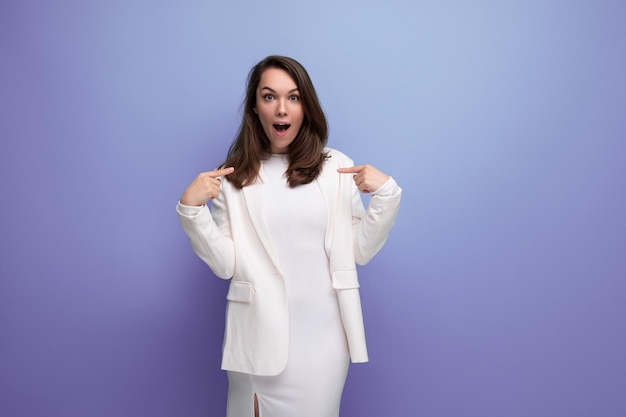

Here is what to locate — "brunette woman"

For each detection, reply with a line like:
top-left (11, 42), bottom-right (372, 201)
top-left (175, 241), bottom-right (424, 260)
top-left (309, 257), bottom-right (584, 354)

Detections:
top-left (177, 55), bottom-right (401, 417)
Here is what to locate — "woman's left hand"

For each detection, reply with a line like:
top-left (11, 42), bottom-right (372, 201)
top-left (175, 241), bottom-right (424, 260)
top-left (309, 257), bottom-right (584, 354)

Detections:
top-left (337, 164), bottom-right (390, 194)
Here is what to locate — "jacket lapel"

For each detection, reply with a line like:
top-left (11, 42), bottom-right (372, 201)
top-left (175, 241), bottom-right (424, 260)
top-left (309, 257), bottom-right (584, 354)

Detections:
top-left (241, 166), bottom-right (283, 273)
top-left (317, 154), bottom-right (339, 255)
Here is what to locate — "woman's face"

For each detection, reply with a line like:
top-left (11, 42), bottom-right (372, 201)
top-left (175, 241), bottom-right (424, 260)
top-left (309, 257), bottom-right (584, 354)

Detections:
top-left (254, 68), bottom-right (304, 154)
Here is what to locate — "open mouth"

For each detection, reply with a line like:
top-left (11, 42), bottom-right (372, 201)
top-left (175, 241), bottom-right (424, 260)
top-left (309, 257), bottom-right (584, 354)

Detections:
top-left (273, 123), bottom-right (291, 133)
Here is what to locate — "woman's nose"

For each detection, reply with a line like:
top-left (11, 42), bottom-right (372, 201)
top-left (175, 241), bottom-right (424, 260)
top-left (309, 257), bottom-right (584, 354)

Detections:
top-left (276, 99), bottom-right (287, 116)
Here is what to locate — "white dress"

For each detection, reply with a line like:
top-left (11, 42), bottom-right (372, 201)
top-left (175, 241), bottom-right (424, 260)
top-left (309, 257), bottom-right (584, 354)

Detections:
top-left (226, 154), bottom-right (350, 417)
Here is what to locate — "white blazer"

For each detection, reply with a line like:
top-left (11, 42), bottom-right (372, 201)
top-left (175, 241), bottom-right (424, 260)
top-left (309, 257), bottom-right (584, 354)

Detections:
top-left (177, 148), bottom-right (401, 376)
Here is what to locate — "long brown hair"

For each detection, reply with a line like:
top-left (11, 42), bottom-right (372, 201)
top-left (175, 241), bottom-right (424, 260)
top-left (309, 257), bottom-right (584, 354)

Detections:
top-left (222, 55), bottom-right (329, 189)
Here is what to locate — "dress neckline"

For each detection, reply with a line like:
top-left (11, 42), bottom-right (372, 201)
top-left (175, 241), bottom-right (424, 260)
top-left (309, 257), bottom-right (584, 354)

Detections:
top-left (267, 153), bottom-right (288, 161)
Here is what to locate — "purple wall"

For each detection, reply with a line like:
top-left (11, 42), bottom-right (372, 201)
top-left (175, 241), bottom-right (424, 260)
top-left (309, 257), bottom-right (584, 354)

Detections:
top-left (1, 1), bottom-right (625, 416)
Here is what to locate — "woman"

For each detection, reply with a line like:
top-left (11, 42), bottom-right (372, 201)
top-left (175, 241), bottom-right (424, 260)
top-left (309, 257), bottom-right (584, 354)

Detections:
top-left (177, 55), bottom-right (401, 417)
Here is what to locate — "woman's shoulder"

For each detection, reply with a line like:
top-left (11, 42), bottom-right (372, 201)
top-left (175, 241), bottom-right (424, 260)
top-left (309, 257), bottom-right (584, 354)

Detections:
top-left (324, 147), bottom-right (354, 165)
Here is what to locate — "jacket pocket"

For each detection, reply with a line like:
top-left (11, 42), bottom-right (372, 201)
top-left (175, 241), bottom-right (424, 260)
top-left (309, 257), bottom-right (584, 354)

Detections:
top-left (226, 281), bottom-right (254, 303)
top-left (331, 268), bottom-right (360, 290)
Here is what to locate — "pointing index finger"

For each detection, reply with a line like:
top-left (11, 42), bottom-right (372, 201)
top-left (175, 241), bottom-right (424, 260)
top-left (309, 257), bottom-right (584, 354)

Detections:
top-left (208, 167), bottom-right (235, 177)
top-left (337, 165), bottom-right (364, 174)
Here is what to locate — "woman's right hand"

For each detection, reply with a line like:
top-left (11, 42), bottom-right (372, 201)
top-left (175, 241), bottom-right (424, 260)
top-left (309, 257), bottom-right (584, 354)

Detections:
top-left (180, 167), bottom-right (235, 206)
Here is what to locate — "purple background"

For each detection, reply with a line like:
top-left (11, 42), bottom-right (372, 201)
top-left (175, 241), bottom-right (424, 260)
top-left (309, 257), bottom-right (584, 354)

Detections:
top-left (1, 1), bottom-right (625, 416)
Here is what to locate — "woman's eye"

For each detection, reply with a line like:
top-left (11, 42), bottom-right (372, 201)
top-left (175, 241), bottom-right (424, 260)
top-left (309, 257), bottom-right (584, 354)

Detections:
top-left (264, 94), bottom-right (275, 101)
top-left (289, 95), bottom-right (300, 101)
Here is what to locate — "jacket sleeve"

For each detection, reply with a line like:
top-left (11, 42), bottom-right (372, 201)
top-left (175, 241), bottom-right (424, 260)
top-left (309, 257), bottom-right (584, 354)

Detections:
top-left (176, 185), bottom-right (235, 279)
top-left (352, 177), bottom-right (402, 265)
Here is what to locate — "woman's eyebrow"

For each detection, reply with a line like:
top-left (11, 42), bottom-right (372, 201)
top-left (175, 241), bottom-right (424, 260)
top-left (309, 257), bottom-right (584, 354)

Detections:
top-left (260, 86), bottom-right (299, 93)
